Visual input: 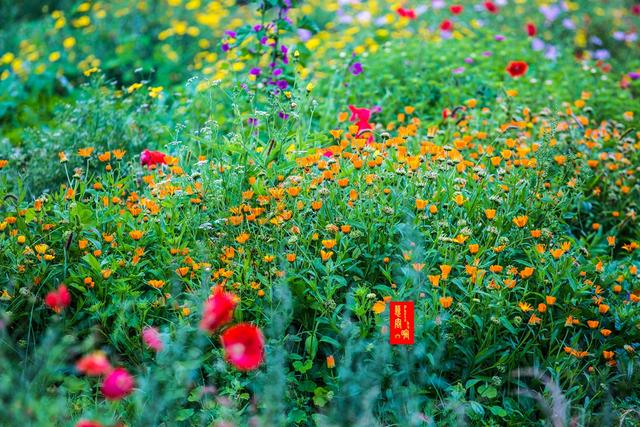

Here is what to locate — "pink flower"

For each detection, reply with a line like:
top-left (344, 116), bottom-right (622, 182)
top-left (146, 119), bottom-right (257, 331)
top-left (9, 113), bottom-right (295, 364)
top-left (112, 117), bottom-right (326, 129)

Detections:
top-left (44, 284), bottom-right (71, 313)
top-left (75, 420), bottom-right (103, 427)
top-left (142, 326), bottom-right (164, 352)
top-left (220, 323), bottom-right (265, 371)
top-left (200, 288), bottom-right (238, 333)
top-left (140, 149), bottom-right (167, 168)
top-left (101, 367), bottom-right (134, 400)
top-left (76, 351), bottom-right (112, 376)
top-left (348, 105), bottom-right (374, 143)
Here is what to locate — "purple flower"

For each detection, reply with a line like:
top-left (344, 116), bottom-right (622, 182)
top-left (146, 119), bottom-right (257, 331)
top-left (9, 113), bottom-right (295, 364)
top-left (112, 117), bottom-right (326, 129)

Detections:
top-left (495, 34), bottom-right (505, 41)
top-left (544, 46), bottom-right (558, 61)
top-left (350, 62), bottom-right (363, 75)
top-left (297, 28), bottom-right (312, 42)
top-left (562, 18), bottom-right (575, 30)
top-left (432, 0), bottom-right (445, 9)
top-left (276, 80), bottom-right (288, 90)
top-left (247, 117), bottom-right (258, 126)
top-left (540, 5), bottom-right (561, 22)
top-left (464, 57), bottom-right (474, 64)
top-left (224, 30), bottom-right (237, 38)
top-left (482, 51), bottom-right (492, 57)
top-left (278, 111), bottom-right (290, 119)
top-left (221, 43), bottom-right (230, 52)
top-left (452, 67), bottom-right (465, 75)
top-left (249, 67), bottom-right (261, 76)
top-left (531, 38), bottom-right (545, 51)
top-left (628, 72), bottom-right (640, 80)
top-left (253, 24), bottom-right (262, 32)
top-left (593, 49), bottom-right (610, 60)
top-left (273, 68), bottom-right (283, 76)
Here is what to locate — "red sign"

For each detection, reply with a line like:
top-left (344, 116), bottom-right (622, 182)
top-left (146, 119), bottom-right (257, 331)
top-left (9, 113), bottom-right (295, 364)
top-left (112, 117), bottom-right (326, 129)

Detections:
top-left (390, 301), bottom-right (414, 345)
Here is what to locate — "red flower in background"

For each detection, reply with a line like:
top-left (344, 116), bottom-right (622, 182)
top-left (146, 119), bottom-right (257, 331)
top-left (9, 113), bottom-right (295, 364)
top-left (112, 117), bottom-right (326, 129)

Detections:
top-left (631, 4), bottom-right (640, 15)
top-left (76, 351), bottom-right (112, 376)
top-left (440, 20), bottom-right (453, 32)
top-left (200, 289), bottom-right (238, 333)
top-left (396, 7), bottom-right (416, 19)
top-left (484, 1), bottom-right (498, 13)
top-left (525, 22), bottom-right (537, 37)
top-left (44, 284), bottom-right (71, 313)
top-left (140, 149), bottom-right (167, 168)
top-left (75, 420), bottom-right (104, 427)
top-left (506, 61), bottom-right (528, 78)
top-left (101, 367), bottom-right (134, 400)
top-left (450, 5), bottom-right (463, 15)
top-left (220, 323), bottom-right (265, 371)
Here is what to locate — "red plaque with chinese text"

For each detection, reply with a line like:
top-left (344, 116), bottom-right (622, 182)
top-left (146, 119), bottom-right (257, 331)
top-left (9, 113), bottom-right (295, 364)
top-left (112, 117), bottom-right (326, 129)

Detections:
top-left (390, 301), bottom-right (414, 345)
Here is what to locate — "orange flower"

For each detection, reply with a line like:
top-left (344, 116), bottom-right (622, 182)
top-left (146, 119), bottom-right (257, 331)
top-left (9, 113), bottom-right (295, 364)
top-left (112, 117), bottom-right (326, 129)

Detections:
top-left (598, 303), bottom-right (609, 314)
top-left (440, 264), bottom-right (452, 280)
top-left (78, 147), bottom-right (95, 157)
top-left (484, 209), bottom-right (496, 220)
top-left (587, 320), bottom-right (599, 329)
top-left (320, 250), bottom-right (333, 262)
top-left (372, 300), bottom-right (386, 314)
top-left (439, 296), bottom-right (453, 309)
top-left (236, 233), bottom-right (250, 244)
top-left (468, 244), bottom-right (479, 254)
top-left (415, 199), bottom-right (428, 210)
top-left (512, 215), bottom-right (529, 228)
top-left (326, 355), bottom-right (335, 369)
top-left (286, 253), bottom-right (297, 262)
top-left (428, 275), bottom-right (441, 287)
top-left (148, 280), bottom-right (165, 289)
top-left (129, 230), bottom-right (143, 240)
top-left (322, 239), bottom-right (337, 250)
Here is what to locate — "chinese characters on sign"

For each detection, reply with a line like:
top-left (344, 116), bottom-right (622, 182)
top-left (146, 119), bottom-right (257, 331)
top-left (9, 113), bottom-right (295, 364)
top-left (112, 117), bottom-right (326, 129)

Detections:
top-left (390, 301), bottom-right (414, 345)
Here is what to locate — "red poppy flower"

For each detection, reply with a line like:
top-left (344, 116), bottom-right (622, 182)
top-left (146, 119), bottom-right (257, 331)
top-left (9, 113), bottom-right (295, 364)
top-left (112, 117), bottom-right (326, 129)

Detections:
top-left (450, 5), bottom-right (463, 15)
top-left (200, 289), bottom-right (237, 333)
top-left (396, 7), bottom-right (416, 19)
top-left (525, 22), bottom-right (537, 37)
top-left (140, 149), bottom-right (167, 168)
top-left (506, 61), bottom-right (528, 78)
top-left (632, 4), bottom-right (640, 15)
top-left (44, 284), bottom-right (71, 313)
top-left (75, 420), bottom-right (104, 427)
top-left (440, 20), bottom-right (453, 32)
top-left (220, 323), bottom-right (265, 371)
top-left (101, 367), bottom-right (134, 400)
top-left (484, 1), bottom-right (498, 13)
top-left (76, 351), bottom-right (112, 376)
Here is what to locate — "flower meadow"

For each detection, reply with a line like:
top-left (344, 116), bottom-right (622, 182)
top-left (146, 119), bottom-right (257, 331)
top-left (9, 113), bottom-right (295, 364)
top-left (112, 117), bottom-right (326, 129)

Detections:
top-left (1, 0), bottom-right (640, 426)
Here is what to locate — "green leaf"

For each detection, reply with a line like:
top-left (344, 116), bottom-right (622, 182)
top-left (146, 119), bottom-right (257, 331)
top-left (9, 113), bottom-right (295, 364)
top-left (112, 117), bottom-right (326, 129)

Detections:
top-left (489, 406), bottom-right (507, 417)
